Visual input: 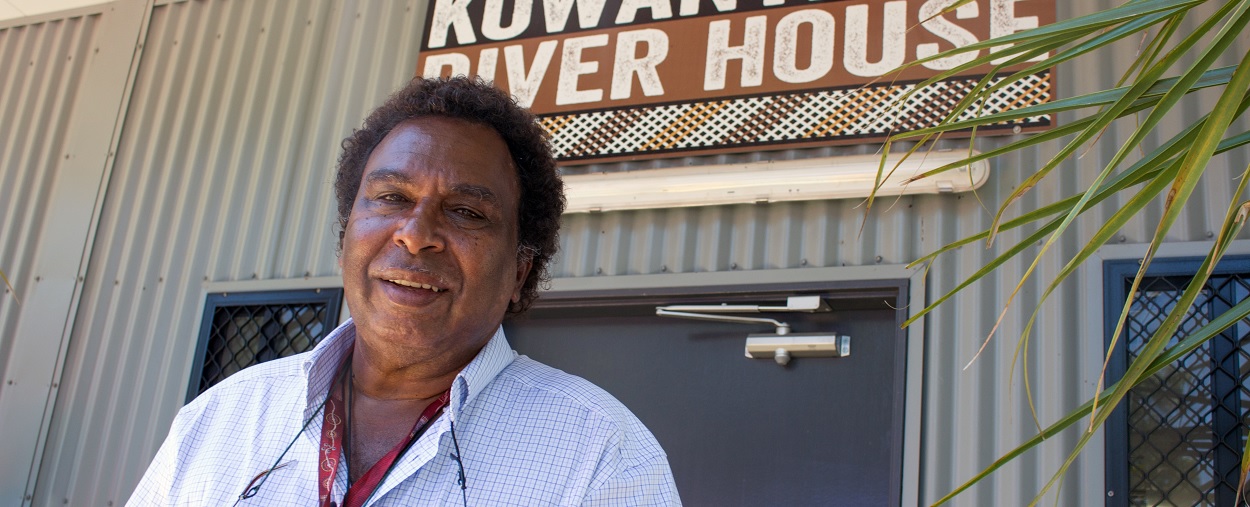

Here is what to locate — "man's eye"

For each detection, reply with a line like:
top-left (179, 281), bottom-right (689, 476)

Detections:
top-left (453, 208), bottom-right (485, 220)
top-left (376, 193), bottom-right (407, 203)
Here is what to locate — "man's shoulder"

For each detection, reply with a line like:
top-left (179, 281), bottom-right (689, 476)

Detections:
top-left (184, 351), bottom-right (309, 410)
top-left (488, 356), bottom-right (657, 443)
top-left (482, 356), bottom-right (671, 476)
top-left (496, 356), bottom-right (630, 414)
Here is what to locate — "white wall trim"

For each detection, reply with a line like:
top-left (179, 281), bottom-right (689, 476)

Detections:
top-left (201, 276), bottom-right (344, 294)
top-left (200, 276), bottom-right (348, 322)
top-left (0, 2), bottom-right (110, 30)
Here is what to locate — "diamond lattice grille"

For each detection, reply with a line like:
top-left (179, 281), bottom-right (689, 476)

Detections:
top-left (1124, 274), bottom-right (1249, 506)
top-left (193, 290), bottom-right (341, 396)
top-left (539, 72), bottom-right (1051, 161)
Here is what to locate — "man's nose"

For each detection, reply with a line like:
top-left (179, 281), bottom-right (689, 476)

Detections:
top-left (393, 203), bottom-right (445, 254)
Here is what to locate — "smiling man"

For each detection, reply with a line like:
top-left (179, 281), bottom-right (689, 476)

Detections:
top-left (129, 77), bottom-right (680, 506)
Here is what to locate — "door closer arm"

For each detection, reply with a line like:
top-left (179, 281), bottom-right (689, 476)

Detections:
top-left (655, 296), bottom-right (850, 366)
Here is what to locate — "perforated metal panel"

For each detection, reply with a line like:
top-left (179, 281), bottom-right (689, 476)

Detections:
top-left (542, 72), bottom-right (1051, 161)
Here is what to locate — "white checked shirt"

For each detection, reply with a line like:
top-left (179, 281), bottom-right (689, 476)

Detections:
top-left (128, 320), bottom-right (680, 506)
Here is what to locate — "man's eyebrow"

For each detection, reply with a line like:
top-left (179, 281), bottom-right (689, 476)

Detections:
top-left (363, 168), bottom-right (410, 184)
top-left (364, 170), bottom-right (501, 204)
top-left (450, 183), bottom-right (499, 205)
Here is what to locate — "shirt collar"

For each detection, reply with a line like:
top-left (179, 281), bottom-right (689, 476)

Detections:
top-left (302, 319), bottom-right (356, 421)
top-left (448, 325), bottom-right (516, 418)
top-left (301, 319), bottom-right (517, 421)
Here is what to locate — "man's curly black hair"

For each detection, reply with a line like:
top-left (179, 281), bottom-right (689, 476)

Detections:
top-left (334, 76), bottom-right (565, 314)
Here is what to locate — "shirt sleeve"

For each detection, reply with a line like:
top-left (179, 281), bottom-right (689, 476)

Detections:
top-left (581, 453), bottom-right (682, 507)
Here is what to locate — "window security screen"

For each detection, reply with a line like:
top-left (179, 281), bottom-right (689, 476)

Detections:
top-left (1105, 258), bottom-right (1249, 507)
top-left (188, 288), bottom-right (343, 402)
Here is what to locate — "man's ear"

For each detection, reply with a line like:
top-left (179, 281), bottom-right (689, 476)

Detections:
top-left (337, 229), bottom-right (346, 266)
top-left (511, 254), bottom-right (533, 304)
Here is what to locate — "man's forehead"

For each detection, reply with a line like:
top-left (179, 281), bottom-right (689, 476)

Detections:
top-left (359, 119), bottom-right (519, 202)
top-left (372, 117), bottom-right (515, 163)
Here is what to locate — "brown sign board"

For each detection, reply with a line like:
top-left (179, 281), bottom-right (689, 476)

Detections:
top-left (417, 0), bottom-right (1056, 163)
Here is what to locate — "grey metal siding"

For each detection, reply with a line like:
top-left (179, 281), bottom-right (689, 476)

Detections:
top-left (0, 11), bottom-right (97, 421)
top-left (13, 0), bottom-right (1249, 506)
top-left (0, 6), bottom-right (135, 503)
top-left (551, 1), bottom-right (1250, 504)
top-left (33, 0), bottom-right (427, 503)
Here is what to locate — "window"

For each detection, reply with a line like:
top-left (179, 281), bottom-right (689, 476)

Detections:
top-left (1104, 257), bottom-right (1250, 507)
top-left (188, 288), bottom-right (343, 401)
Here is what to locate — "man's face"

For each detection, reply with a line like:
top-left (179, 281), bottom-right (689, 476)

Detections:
top-left (339, 116), bottom-right (531, 363)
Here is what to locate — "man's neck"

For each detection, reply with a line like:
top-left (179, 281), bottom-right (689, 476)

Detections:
top-left (349, 351), bottom-right (458, 401)
top-left (338, 344), bottom-right (465, 484)
top-left (344, 380), bottom-right (443, 483)
top-left (344, 320), bottom-right (495, 400)
top-left (346, 336), bottom-right (483, 401)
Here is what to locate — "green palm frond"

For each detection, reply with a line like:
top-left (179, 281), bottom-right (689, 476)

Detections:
top-left (873, 0), bottom-right (1250, 504)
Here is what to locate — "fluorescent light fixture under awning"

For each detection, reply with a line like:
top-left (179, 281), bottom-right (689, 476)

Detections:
top-left (562, 151), bottom-right (988, 213)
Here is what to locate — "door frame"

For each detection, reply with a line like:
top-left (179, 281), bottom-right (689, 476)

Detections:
top-left (545, 264), bottom-right (925, 507)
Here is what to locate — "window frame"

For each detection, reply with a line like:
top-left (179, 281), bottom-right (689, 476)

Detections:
top-left (1103, 255), bottom-right (1250, 506)
top-left (188, 287), bottom-right (344, 402)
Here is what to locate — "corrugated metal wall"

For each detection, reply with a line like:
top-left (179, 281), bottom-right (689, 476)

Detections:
top-left (32, 0), bottom-right (427, 503)
top-left (555, 2), bottom-right (1250, 504)
top-left (0, 4), bottom-right (139, 502)
top-left (0, 9), bottom-right (98, 429)
top-left (11, 0), bottom-right (1249, 505)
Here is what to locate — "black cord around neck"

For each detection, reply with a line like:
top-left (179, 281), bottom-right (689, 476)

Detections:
top-left (234, 396), bottom-right (327, 505)
top-left (450, 420), bottom-right (468, 507)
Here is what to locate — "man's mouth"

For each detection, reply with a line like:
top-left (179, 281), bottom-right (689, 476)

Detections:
top-left (387, 279), bottom-right (445, 292)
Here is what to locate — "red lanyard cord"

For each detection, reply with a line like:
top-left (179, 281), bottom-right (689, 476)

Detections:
top-left (318, 367), bottom-right (450, 507)
top-left (231, 356), bottom-right (460, 507)
top-left (238, 355), bottom-right (349, 506)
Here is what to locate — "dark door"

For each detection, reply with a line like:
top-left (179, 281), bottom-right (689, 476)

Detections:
top-left (504, 282), bottom-right (910, 506)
